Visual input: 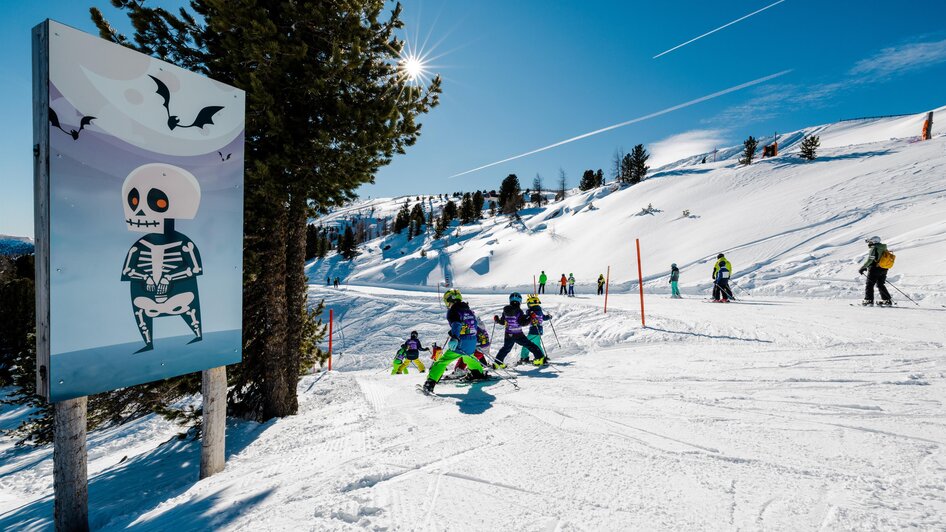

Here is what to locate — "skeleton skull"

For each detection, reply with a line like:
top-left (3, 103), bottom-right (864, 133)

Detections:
top-left (122, 163), bottom-right (201, 233)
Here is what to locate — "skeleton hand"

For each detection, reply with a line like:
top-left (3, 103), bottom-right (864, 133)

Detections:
top-left (157, 278), bottom-right (170, 295)
top-left (146, 277), bottom-right (156, 292)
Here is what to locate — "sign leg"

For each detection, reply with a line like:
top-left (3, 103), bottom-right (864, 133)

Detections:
top-left (54, 397), bottom-right (88, 532)
top-left (200, 366), bottom-right (227, 479)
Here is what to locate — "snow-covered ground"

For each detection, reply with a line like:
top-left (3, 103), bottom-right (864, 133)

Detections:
top-left (2, 285), bottom-right (944, 530)
top-left (311, 107), bottom-right (946, 307)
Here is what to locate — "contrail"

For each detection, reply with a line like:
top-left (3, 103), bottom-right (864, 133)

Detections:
top-left (449, 69), bottom-right (792, 179)
top-left (653, 0), bottom-right (786, 59)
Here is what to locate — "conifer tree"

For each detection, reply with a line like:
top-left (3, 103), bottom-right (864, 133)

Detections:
top-left (595, 169), bottom-right (605, 187)
top-left (629, 144), bottom-right (650, 184)
top-left (579, 169), bottom-right (597, 191)
top-left (799, 134), bottom-right (820, 161)
top-left (620, 153), bottom-right (634, 184)
top-left (740, 136), bottom-right (758, 166)
top-left (498, 174), bottom-right (522, 214)
top-left (556, 169), bottom-right (567, 201)
top-left (472, 190), bottom-right (485, 219)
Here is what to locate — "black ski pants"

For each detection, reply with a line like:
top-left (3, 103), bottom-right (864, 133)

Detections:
top-left (597, 284), bottom-right (604, 295)
top-left (713, 280), bottom-right (734, 301)
top-left (865, 266), bottom-right (891, 302)
top-left (559, 284), bottom-right (567, 295)
top-left (538, 283), bottom-right (545, 294)
top-left (495, 332), bottom-right (544, 363)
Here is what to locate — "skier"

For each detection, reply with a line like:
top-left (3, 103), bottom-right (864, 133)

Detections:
top-left (596, 274), bottom-right (605, 295)
top-left (669, 264), bottom-right (681, 298)
top-left (333, 277), bottom-right (340, 288)
top-left (519, 294), bottom-right (552, 366)
top-left (326, 276), bottom-right (331, 286)
top-left (391, 347), bottom-right (408, 375)
top-left (538, 271), bottom-right (548, 294)
top-left (421, 289), bottom-right (489, 394)
top-left (559, 274), bottom-right (568, 295)
top-left (712, 254), bottom-right (734, 302)
top-left (492, 292), bottom-right (546, 368)
top-left (568, 273), bottom-right (576, 297)
top-left (858, 236), bottom-right (893, 306)
top-left (397, 331), bottom-right (429, 373)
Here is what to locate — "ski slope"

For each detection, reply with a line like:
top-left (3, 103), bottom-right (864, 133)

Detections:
top-left (310, 107), bottom-right (946, 306)
top-left (2, 286), bottom-right (944, 530)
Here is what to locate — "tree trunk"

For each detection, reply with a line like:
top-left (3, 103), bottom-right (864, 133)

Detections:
top-left (54, 397), bottom-right (88, 532)
top-left (200, 366), bottom-right (227, 479)
top-left (283, 191), bottom-right (308, 414)
top-left (261, 201), bottom-right (290, 420)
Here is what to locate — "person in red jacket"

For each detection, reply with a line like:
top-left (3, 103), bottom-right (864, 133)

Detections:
top-left (559, 274), bottom-right (568, 295)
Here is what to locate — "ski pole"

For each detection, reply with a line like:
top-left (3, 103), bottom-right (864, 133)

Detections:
top-left (731, 281), bottom-right (750, 297)
top-left (548, 319), bottom-right (562, 348)
top-left (861, 272), bottom-right (919, 306)
top-left (480, 351), bottom-right (519, 389)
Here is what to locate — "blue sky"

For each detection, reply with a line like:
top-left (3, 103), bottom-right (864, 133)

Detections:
top-left (4, 0), bottom-right (946, 237)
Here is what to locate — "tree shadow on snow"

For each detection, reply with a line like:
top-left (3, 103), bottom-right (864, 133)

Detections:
top-left (0, 417), bottom-right (271, 531)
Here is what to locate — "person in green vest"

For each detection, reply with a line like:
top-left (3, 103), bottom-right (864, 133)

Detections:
top-left (538, 271), bottom-right (547, 294)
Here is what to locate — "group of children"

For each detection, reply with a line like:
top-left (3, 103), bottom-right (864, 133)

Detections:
top-left (667, 253), bottom-right (735, 301)
top-left (392, 289), bottom-right (554, 395)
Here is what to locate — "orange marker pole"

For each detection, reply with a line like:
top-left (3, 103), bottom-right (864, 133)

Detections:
top-left (328, 308), bottom-right (333, 371)
top-left (533, 275), bottom-right (537, 293)
top-left (636, 239), bottom-right (645, 328)
top-left (604, 265), bottom-right (610, 314)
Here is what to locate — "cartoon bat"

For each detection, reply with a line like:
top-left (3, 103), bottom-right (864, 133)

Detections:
top-left (149, 75), bottom-right (224, 131)
top-left (217, 151), bottom-right (232, 161)
top-left (49, 108), bottom-right (95, 140)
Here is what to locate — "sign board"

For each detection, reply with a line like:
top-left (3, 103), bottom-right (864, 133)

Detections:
top-left (33, 20), bottom-right (245, 402)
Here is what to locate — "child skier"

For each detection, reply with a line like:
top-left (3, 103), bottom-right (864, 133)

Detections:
top-left (398, 331), bottom-right (429, 373)
top-left (597, 274), bottom-right (605, 295)
top-left (669, 264), bottom-right (681, 298)
top-left (448, 326), bottom-right (491, 379)
top-left (568, 273), bottom-right (576, 297)
top-left (519, 294), bottom-right (552, 366)
top-left (492, 292), bottom-right (546, 368)
top-left (712, 254), bottom-right (734, 302)
top-left (391, 347), bottom-right (408, 375)
top-left (422, 290), bottom-right (489, 394)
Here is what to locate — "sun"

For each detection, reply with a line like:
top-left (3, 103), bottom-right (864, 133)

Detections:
top-left (400, 54), bottom-right (426, 83)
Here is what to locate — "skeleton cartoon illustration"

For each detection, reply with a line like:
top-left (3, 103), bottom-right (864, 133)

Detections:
top-left (120, 163), bottom-right (203, 352)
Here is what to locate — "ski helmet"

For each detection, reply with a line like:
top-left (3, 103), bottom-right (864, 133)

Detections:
top-left (526, 294), bottom-right (541, 306)
top-left (410, 330), bottom-right (418, 339)
top-left (866, 236), bottom-right (881, 245)
top-left (671, 263), bottom-right (677, 269)
top-left (717, 253), bottom-right (725, 259)
top-left (443, 289), bottom-right (462, 305)
top-left (509, 292), bottom-right (522, 304)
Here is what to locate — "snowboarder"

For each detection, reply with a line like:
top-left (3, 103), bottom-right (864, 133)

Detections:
top-left (395, 330), bottom-right (429, 373)
top-left (568, 273), bottom-right (576, 297)
top-left (597, 274), bottom-right (605, 295)
top-left (538, 271), bottom-right (548, 294)
top-left (712, 254), bottom-right (734, 302)
top-left (669, 264), bottom-right (681, 298)
top-left (559, 274), bottom-right (568, 295)
top-left (492, 292), bottom-right (546, 368)
top-left (859, 236), bottom-right (893, 306)
top-left (421, 290), bottom-right (489, 394)
top-left (519, 294), bottom-right (552, 365)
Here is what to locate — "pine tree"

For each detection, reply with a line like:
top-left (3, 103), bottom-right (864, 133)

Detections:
top-left (393, 202), bottom-right (411, 234)
top-left (409, 203), bottom-right (426, 232)
top-left (338, 226), bottom-right (358, 259)
top-left (739, 136), bottom-right (758, 166)
top-left (579, 169), bottom-right (597, 191)
top-left (94, 1), bottom-right (441, 421)
top-left (620, 153), bottom-right (634, 184)
top-left (498, 174), bottom-right (522, 214)
top-left (595, 169), bottom-right (605, 187)
top-left (459, 192), bottom-right (475, 224)
top-left (305, 224), bottom-right (318, 260)
top-left (612, 149), bottom-right (625, 183)
top-left (472, 190), bottom-right (485, 219)
top-left (799, 134), bottom-right (820, 161)
top-left (629, 144), bottom-right (650, 184)
top-left (488, 201), bottom-right (497, 217)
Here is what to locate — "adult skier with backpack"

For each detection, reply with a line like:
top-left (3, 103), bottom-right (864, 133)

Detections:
top-left (421, 289), bottom-right (489, 394)
top-left (669, 264), bottom-right (681, 298)
top-left (492, 292), bottom-right (547, 368)
top-left (712, 254), bottom-right (735, 302)
top-left (859, 236), bottom-right (894, 306)
top-left (519, 294), bottom-right (553, 366)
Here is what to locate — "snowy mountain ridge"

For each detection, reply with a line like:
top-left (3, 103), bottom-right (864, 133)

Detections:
top-left (311, 107), bottom-right (946, 305)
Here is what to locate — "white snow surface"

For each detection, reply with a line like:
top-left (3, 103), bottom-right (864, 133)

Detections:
top-left (311, 107), bottom-right (946, 306)
top-left (2, 286), bottom-right (945, 530)
top-left (2, 111), bottom-right (946, 530)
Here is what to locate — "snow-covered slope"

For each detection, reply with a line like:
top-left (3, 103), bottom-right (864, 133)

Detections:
top-left (310, 107), bottom-right (946, 305)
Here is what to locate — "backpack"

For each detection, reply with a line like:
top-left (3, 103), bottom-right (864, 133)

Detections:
top-left (878, 250), bottom-right (895, 269)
